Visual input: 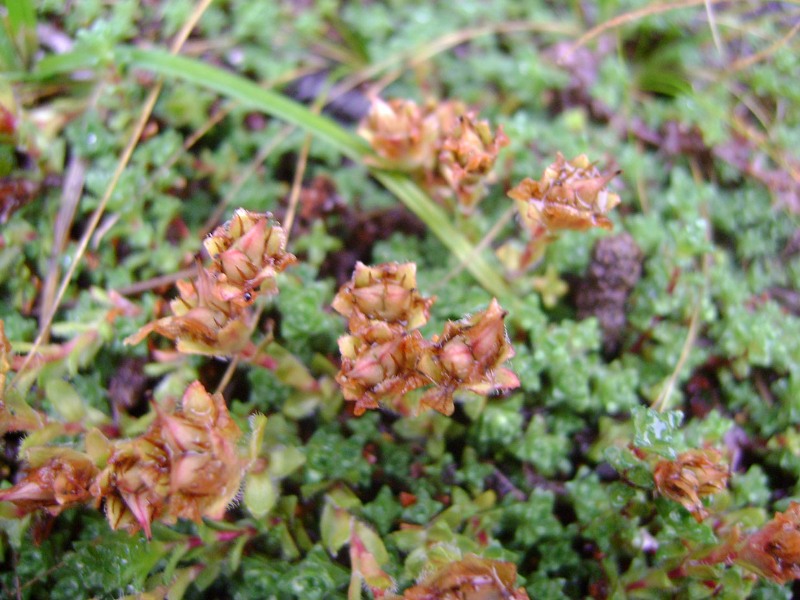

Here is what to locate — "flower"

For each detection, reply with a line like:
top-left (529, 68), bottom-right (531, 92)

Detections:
top-left (92, 434), bottom-right (170, 538)
top-left (357, 97), bottom-right (439, 171)
top-left (332, 262), bottom-right (434, 335)
top-left (126, 211), bottom-right (295, 356)
top-left (336, 332), bottom-right (428, 416)
top-left (399, 554), bottom-right (530, 600)
top-left (334, 264), bottom-right (519, 417)
top-left (653, 449), bottom-right (729, 521)
top-left (416, 299), bottom-right (519, 415)
top-left (508, 152), bottom-right (621, 235)
top-left (358, 97), bottom-right (508, 212)
top-left (203, 209), bottom-right (296, 300)
top-left (438, 112), bottom-right (509, 213)
top-left (0, 448), bottom-right (97, 516)
top-left (92, 381), bottom-right (244, 538)
top-left (737, 502), bottom-right (800, 584)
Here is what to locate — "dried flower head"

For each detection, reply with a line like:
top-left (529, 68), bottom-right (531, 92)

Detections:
top-left (737, 502), bottom-right (800, 584)
top-left (400, 554), bottom-right (530, 600)
top-left (416, 299), bottom-right (519, 416)
top-left (334, 262), bottom-right (519, 417)
top-left (332, 262), bottom-right (434, 335)
top-left (92, 381), bottom-right (244, 538)
top-left (125, 267), bottom-right (253, 355)
top-left (359, 97), bottom-right (507, 213)
top-left (337, 332), bottom-right (428, 416)
top-left (438, 113), bottom-right (509, 213)
top-left (0, 448), bottom-right (97, 516)
top-left (92, 434), bottom-right (170, 538)
top-left (358, 97), bottom-right (439, 171)
top-left (653, 449), bottom-right (729, 521)
top-left (126, 211), bottom-right (294, 356)
top-left (203, 209), bottom-right (296, 300)
top-left (508, 152), bottom-right (621, 235)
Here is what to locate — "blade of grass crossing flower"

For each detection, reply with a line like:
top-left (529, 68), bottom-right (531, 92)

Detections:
top-left (119, 47), bottom-right (369, 159)
top-left (121, 46), bottom-right (512, 302)
top-left (375, 172), bottom-right (512, 302)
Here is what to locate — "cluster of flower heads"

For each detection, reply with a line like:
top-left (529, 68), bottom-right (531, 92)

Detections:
top-left (0, 381), bottom-right (244, 538)
top-left (358, 97), bottom-right (508, 213)
top-left (126, 210), bottom-right (296, 355)
top-left (332, 262), bottom-right (519, 416)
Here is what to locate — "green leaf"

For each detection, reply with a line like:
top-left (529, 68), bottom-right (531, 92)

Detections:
top-left (632, 406), bottom-right (686, 460)
top-left (243, 471), bottom-right (279, 518)
top-left (320, 501), bottom-right (351, 555)
top-left (45, 378), bottom-right (86, 422)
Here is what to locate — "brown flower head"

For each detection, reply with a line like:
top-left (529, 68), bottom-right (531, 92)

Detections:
top-left (438, 113), bottom-right (509, 213)
top-left (92, 434), bottom-right (170, 538)
top-left (126, 211), bottom-right (294, 356)
top-left (737, 502), bottom-right (800, 584)
top-left (92, 381), bottom-right (244, 538)
top-left (508, 152), bottom-right (621, 235)
top-left (336, 332), bottom-right (428, 416)
top-left (416, 299), bottom-right (519, 416)
top-left (0, 448), bottom-right (97, 516)
top-left (155, 381), bottom-right (245, 523)
top-left (400, 554), bottom-right (530, 600)
top-left (653, 449), bottom-right (729, 522)
top-left (125, 267), bottom-right (252, 355)
top-left (332, 262), bottom-right (434, 337)
top-left (203, 209), bottom-right (296, 301)
top-left (358, 97), bottom-right (439, 171)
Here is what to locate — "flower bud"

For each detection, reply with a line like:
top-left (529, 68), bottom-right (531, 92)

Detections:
top-left (337, 333), bottom-right (427, 415)
top-left (358, 98), bottom-right (439, 171)
top-left (653, 449), bottom-right (729, 521)
top-left (333, 262), bottom-right (433, 332)
top-left (417, 299), bottom-right (519, 415)
top-left (438, 113), bottom-right (509, 213)
top-left (508, 152), bottom-right (621, 234)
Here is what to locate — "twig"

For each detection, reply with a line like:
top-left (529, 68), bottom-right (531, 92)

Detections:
top-left (570, 0), bottom-right (727, 52)
top-left (727, 20), bottom-right (800, 73)
top-left (115, 267), bottom-right (196, 297)
top-left (652, 159), bottom-right (711, 413)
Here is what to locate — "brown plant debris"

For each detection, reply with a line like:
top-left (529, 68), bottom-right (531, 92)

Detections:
top-left (508, 152), bottom-right (621, 236)
top-left (397, 554), bottom-right (530, 600)
top-left (334, 262), bottom-right (518, 416)
top-left (737, 502), bottom-right (800, 584)
top-left (653, 449), bottom-right (729, 522)
top-left (574, 232), bottom-right (643, 355)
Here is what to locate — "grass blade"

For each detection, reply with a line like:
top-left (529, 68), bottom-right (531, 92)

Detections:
top-left (117, 45), bottom-right (511, 301)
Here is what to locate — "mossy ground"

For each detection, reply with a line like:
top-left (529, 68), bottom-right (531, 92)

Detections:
top-left (1, 1), bottom-right (800, 598)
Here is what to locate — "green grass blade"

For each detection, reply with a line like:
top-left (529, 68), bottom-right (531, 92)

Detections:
top-left (117, 45), bottom-right (511, 301)
top-left (119, 46), bottom-right (369, 159)
top-left (374, 172), bottom-right (511, 301)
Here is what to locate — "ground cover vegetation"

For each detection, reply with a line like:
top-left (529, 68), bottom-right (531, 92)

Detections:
top-left (1, 0), bottom-right (800, 598)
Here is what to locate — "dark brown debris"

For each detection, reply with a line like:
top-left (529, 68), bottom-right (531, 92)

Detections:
top-left (574, 233), bottom-right (643, 356)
